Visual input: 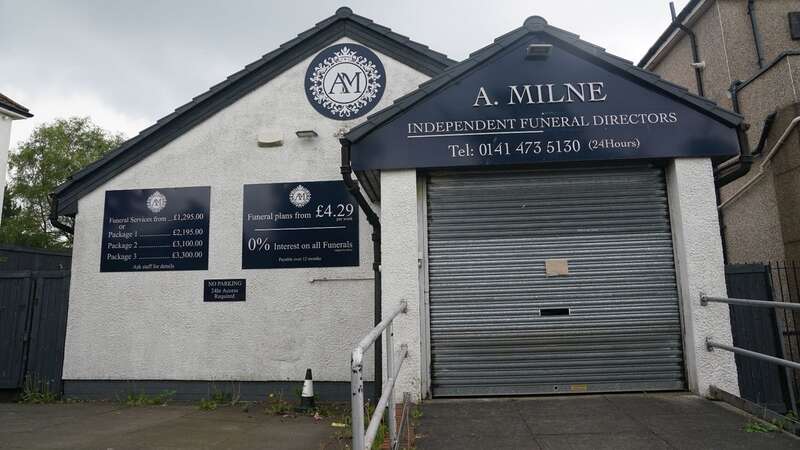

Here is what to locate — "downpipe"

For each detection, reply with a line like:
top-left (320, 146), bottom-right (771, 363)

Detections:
top-left (341, 139), bottom-right (382, 405)
top-left (715, 126), bottom-right (755, 186)
top-left (747, 0), bottom-right (765, 69)
top-left (715, 125), bottom-right (753, 263)
top-left (670, 1), bottom-right (705, 97)
top-left (719, 116), bottom-right (800, 210)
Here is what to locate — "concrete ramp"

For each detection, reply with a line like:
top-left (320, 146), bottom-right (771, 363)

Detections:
top-left (416, 392), bottom-right (800, 449)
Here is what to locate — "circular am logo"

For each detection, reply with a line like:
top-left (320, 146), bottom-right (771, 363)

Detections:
top-left (305, 43), bottom-right (386, 120)
top-left (146, 191), bottom-right (167, 213)
top-left (289, 185), bottom-right (311, 208)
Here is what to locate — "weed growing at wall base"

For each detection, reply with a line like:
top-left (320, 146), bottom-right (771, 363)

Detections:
top-left (197, 398), bottom-right (218, 411)
top-left (119, 390), bottom-right (176, 406)
top-left (19, 374), bottom-right (59, 404)
top-left (744, 420), bottom-right (778, 433)
top-left (266, 392), bottom-right (292, 415)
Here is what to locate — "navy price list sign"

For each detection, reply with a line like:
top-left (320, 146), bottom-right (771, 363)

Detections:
top-left (100, 186), bottom-right (210, 272)
top-left (242, 181), bottom-right (359, 269)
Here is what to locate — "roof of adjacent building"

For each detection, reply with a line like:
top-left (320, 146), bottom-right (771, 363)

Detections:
top-left (346, 14), bottom-right (743, 146)
top-left (0, 93), bottom-right (33, 118)
top-left (638, 0), bottom-right (703, 68)
top-left (52, 7), bottom-right (456, 216)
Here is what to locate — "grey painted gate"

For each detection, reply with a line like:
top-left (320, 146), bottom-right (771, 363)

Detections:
top-left (725, 264), bottom-right (792, 413)
top-left (426, 164), bottom-right (685, 396)
top-left (0, 271), bottom-right (70, 392)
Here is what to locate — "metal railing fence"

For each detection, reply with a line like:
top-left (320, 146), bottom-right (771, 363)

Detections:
top-left (702, 293), bottom-right (799, 414)
top-left (767, 261), bottom-right (800, 399)
top-left (351, 300), bottom-right (409, 450)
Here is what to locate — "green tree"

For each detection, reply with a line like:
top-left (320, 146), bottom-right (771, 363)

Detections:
top-left (0, 117), bottom-right (124, 249)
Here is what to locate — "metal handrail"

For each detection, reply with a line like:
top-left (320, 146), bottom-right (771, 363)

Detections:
top-left (701, 295), bottom-right (800, 311)
top-left (351, 300), bottom-right (408, 450)
top-left (395, 393), bottom-right (411, 448)
top-left (701, 293), bottom-right (800, 415)
top-left (706, 338), bottom-right (800, 371)
top-left (364, 345), bottom-right (408, 448)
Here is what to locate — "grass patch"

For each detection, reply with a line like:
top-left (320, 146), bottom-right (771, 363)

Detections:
top-left (265, 392), bottom-right (292, 415)
top-left (19, 374), bottom-right (59, 404)
top-left (196, 383), bottom-right (243, 411)
top-left (120, 390), bottom-right (176, 406)
top-left (744, 410), bottom-right (800, 433)
top-left (196, 382), bottom-right (242, 411)
top-left (411, 404), bottom-right (423, 421)
top-left (744, 420), bottom-right (778, 433)
top-left (197, 398), bottom-right (218, 411)
top-left (771, 410), bottom-right (800, 431)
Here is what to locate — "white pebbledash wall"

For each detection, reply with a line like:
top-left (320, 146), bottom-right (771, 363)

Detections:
top-left (382, 158), bottom-right (740, 401)
top-left (63, 38), bottom-right (430, 384)
top-left (666, 158), bottom-right (739, 396)
top-left (380, 169), bottom-right (424, 400)
top-left (0, 114), bottom-right (14, 223)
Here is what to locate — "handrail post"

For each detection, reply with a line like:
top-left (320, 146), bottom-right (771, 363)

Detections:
top-left (351, 350), bottom-right (365, 450)
top-left (386, 321), bottom-right (396, 449)
top-left (350, 301), bottom-right (408, 450)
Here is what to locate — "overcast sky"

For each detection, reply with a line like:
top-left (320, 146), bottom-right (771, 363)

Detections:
top-left (0, 0), bottom-right (689, 148)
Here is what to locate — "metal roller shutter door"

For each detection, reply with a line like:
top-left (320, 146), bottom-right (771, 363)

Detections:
top-left (426, 164), bottom-right (685, 397)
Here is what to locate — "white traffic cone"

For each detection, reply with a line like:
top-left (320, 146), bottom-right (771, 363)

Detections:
top-left (296, 368), bottom-right (315, 412)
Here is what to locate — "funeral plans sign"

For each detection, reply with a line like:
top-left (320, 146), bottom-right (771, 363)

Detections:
top-left (349, 35), bottom-right (741, 170)
top-left (101, 186), bottom-right (210, 272)
top-left (242, 181), bottom-right (359, 269)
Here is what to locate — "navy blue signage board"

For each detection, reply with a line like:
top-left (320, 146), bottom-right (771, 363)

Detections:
top-left (100, 186), bottom-right (210, 272)
top-left (305, 43), bottom-right (386, 120)
top-left (350, 35), bottom-right (741, 170)
top-left (242, 181), bottom-right (359, 269)
top-left (204, 279), bottom-right (246, 302)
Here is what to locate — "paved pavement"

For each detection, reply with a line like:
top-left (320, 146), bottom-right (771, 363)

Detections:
top-left (0, 402), bottom-right (345, 449)
top-left (416, 392), bottom-right (800, 449)
top-left (4, 393), bottom-right (799, 449)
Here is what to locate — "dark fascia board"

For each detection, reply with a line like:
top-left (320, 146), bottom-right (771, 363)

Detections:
top-left (638, 0), bottom-right (703, 68)
top-left (346, 16), bottom-right (743, 146)
top-left (52, 7), bottom-right (456, 216)
top-left (0, 93), bottom-right (33, 118)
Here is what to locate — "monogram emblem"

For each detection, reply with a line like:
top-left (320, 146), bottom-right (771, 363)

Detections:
top-left (289, 185), bottom-right (311, 208)
top-left (305, 44), bottom-right (386, 120)
top-left (146, 191), bottom-right (167, 213)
